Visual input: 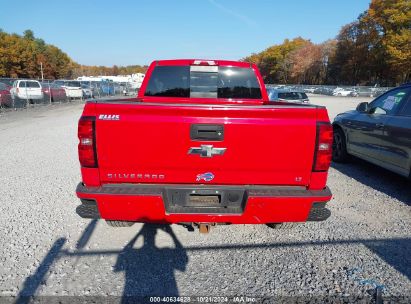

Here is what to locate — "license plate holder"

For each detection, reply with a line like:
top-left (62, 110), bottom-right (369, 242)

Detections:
top-left (164, 187), bottom-right (246, 214)
top-left (187, 194), bottom-right (221, 206)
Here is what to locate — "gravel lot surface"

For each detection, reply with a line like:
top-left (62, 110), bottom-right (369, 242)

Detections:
top-left (0, 96), bottom-right (410, 303)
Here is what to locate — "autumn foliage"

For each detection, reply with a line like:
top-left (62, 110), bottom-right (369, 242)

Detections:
top-left (243, 0), bottom-right (410, 86)
top-left (0, 30), bottom-right (73, 79)
top-left (0, 30), bottom-right (147, 79)
top-left (71, 64), bottom-right (148, 78)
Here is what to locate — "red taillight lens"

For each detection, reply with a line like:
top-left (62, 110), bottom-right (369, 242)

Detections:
top-left (313, 123), bottom-right (333, 172)
top-left (78, 116), bottom-right (97, 167)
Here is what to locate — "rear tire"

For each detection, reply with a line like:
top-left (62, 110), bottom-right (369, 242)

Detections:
top-left (332, 127), bottom-right (349, 162)
top-left (106, 220), bottom-right (134, 227)
top-left (266, 223), bottom-right (297, 229)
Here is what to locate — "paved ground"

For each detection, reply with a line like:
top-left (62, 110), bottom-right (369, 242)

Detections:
top-left (0, 96), bottom-right (410, 303)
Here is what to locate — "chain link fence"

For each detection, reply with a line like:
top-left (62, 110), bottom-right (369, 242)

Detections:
top-left (1, 77), bottom-right (395, 112)
top-left (0, 77), bottom-right (139, 111)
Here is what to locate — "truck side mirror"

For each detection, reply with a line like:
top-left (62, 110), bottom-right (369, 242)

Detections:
top-left (356, 102), bottom-right (369, 113)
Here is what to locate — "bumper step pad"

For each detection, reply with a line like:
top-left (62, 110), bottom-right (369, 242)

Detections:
top-left (307, 202), bottom-right (331, 221)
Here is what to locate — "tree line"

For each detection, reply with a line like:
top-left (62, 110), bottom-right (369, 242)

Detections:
top-left (71, 64), bottom-right (147, 78)
top-left (242, 0), bottom-right (410, 86)
top-left (0, 30), bottom-right (147, 80)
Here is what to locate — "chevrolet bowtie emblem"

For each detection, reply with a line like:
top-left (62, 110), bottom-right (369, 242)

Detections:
top-left (188, 145), bottom-right (226, 158)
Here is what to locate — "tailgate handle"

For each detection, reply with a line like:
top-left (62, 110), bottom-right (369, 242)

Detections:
top-left (190, 124), bottom-right (224, 141)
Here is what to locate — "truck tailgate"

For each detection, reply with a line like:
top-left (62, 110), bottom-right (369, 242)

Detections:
top-left (94, 102), bottom-right (318, 186)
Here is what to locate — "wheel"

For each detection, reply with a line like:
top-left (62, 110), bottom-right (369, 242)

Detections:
top-left (332, 127), bottom-right (349, 162)
top-left (106, 220), bottom-right (134, 227)
top-left (266, 223), bottom-right (297, 229)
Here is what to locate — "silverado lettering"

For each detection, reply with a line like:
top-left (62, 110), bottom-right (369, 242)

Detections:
top-left (76, 59), bottom-right (333, 232)
top-left (107, 173), bottom-right (165, 179)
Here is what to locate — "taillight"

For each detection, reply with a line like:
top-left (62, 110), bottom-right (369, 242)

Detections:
top-left (78, 116), bottom-right (97, 167)
top-left (313, 123), bottom-right (333, 172)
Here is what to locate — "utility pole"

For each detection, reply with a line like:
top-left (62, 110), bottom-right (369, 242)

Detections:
top-left (40, 62), bottom-right (44, 81)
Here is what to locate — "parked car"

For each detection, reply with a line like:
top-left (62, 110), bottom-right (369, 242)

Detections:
top-left (121, 82), bottom-right (137, 96)
top-left (350, 88), bottom-right (374, 97)
top-left (10, 80), bottom-right (44, 103)
top-left (333, 87), bottom-right (355, 96)
top-left (75, 59), bottom-right (333, 232)
top-left (81, 81), bottom-right (101, 97)
top-left (41, 82), bottom-right (67, 102)
top-left (0, 82), bottom-right (12, 107)
top-left (81, 84), bottom-right (94, 98)
top-left (314, 87), bottom-right (334, 96)
top-left (267, 88), bottom-right (309, 103)
top-left (333, 84), bottom-right (411, 178)
top-left (54, 80), bottom-right (83, 99)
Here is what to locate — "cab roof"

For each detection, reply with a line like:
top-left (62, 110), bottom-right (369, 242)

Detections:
top-left (153, 59), bottom-right (254, 68)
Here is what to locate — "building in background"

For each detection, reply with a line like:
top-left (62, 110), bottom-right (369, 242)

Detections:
top-left (76, 73), bottom-right (145, 90)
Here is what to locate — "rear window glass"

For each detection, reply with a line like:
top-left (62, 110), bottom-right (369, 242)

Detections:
top-left (145, 66), bottom-right (190, 97)
top-left (26, 81), bottom-right (40, 88)
top-left (67, 81), bottom-right (81, 87)
top-left (145, 65), bottom-right (262, 99)
top-left (218, 67), bottom-right (261, 99)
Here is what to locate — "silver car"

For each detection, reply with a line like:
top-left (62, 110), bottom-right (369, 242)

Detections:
top-left (266, 88), bottom-right (309, 103)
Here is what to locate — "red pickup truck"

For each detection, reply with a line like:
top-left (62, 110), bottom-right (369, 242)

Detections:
top-left (76, 59), bottom-right (333, 232)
